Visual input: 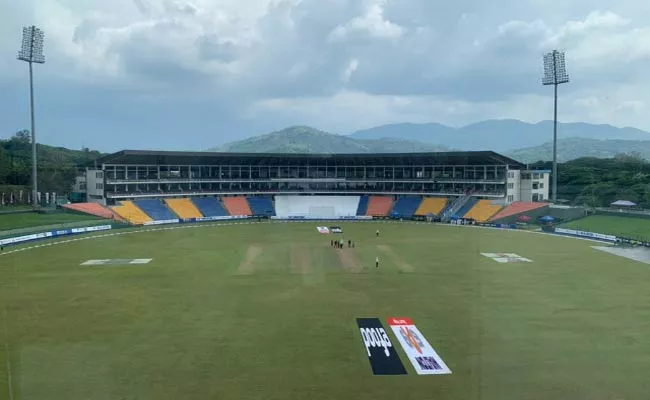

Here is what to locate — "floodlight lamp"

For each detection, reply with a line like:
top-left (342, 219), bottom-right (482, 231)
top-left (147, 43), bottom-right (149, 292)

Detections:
top-left (542, 50), bottom-right (569, 86)
top-left (17, 26), bottom-right (46, 64)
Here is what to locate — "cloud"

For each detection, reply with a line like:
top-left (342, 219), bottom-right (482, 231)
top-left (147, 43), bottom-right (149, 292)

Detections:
top-left (342, 58), bottom-right (359, 82)
top-left (329, 1), bottom-right (404, 42)
top-left (2, 0), bottom-right (650, 151)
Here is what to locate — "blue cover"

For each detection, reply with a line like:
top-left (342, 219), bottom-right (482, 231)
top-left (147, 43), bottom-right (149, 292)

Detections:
top-left (247, 196), bottom-right (275, 216)
top-left (191, 197), bottom-right (227, 217)
top-left (133, 199), bottom-right (178, 220)
top-left (454, 197), bottom-right (479, 219)
top-left (356, 195), bottom-right (369, 216)
top-left (390, 196), bottom-right (423, 218)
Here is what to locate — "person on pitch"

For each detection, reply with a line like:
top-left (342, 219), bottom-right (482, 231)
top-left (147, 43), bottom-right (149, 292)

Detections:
top-left (376, 256), bottom-right (379, 268)
top-left (376, 229), bottom-right (380, 237)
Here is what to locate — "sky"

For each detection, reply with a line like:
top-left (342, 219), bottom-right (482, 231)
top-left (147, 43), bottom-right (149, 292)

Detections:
top-left (1, 0), bottom-right (650, 152)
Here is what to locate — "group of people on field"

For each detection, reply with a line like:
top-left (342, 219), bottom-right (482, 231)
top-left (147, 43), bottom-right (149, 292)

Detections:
top-left (331, 238), bottom-right (355, 248)
top-left (329, 229), bottom-right (381, 268)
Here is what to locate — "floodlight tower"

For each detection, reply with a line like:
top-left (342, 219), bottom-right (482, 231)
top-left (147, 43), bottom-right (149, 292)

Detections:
top-left (542, 50), bottom-right (569, 203)
top-left (17, 26), bottom-right (46, 207)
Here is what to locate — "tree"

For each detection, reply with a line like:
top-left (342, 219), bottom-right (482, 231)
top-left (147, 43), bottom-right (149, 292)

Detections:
top-left (0, 146), bottom-right (9, 183)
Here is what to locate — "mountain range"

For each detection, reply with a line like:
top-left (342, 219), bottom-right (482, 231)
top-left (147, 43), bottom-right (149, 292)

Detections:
top-left (348, 120), bottom-right (650, 152)
top-left (213, 121), bottom-right (650, 163)
top-left (212, 126), bottom-right (452, 154)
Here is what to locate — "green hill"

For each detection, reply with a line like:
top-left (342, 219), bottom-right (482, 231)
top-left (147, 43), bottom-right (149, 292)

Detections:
top-left (0, 130), bottom-right (104, 196)
top-left (507, 138), bottom-right (650, 163)
top-left (211, 126), bottom-right (452, 153)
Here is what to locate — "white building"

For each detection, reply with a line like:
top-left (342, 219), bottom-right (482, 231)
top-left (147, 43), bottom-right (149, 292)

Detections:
top-left (506, 169), bottom-right (550, 203)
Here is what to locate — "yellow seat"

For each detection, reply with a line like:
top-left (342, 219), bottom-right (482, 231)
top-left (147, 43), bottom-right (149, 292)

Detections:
top-left (111, 201), bottom-right (153, 225)
top-left (165, 198), bottom-right (203, 219)
top-left (415, 197), bottom-right (448, 216)
top-left (464, 200), bottom-right (502, 222)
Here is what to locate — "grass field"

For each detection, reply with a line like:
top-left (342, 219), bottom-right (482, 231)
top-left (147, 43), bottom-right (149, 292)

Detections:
top-left (560, 214), bottom-right (650, 240)
top-left (0, 212), bottom-right (105, 232)
top-left (1, 221), bottom-right (649, 400)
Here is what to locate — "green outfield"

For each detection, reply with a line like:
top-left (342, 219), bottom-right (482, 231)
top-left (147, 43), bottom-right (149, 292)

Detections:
top-left (560, 214), bottom-right (650, 240)
top-left (0, 211), bottom-right (106, 232)
top-left (1, 222), bottom-right (649, 400)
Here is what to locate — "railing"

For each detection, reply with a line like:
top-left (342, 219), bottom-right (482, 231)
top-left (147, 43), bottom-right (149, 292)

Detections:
top-left (106, 190), bottom-right (506, 199)
top-left (105, 178), bottom-right (507, 185)
top-left (441, 195), bottom-right (471, 222)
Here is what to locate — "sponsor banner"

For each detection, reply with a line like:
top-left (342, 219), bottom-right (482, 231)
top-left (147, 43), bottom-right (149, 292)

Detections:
top-left (0, 225), bottom-right (112, 246)
top-left (480, 223), bottom-right (518, 230)
top-left (70, 225), bottom-right (112, 234)
top-left (316, 226), bottom-right (330, 234)
top-left (271, 216), bottom-right (373, 221)
top-left (356, 318), bottom-right (407, 375)
top-left (143, 219), bottom-right (180, 226)
top-left (554, 228), bottom-right (616, 242)
top-left (81, 258), bottom-right (152, 266)
top-left (329, 226), bottom-right (343, 233)
top-left (192, 215), bottom-right (251, 222)
top-left (387, 317), bottom-right (452, 375)
top-left (481, 253), bottom-right (532, 263)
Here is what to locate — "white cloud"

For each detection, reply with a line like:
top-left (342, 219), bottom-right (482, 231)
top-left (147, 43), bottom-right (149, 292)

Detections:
top-left (342, 58), bottom-right (359, 82)
top-left (328, 1), bottom-right (404, 42)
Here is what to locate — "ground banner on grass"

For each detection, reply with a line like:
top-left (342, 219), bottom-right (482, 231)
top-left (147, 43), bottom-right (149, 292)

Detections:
top-left (330, 226), bottom-right (343, 233)
top-left (387, 317), bottom-right (452, 375)
top-left (356, 318), bottom-right (407, 375)
top-left (81, 259), bottom-right (153, 266)
top-left (316, 226), bottom-right (330, 234)
top-left (480, 253), bottom-right (532, 263)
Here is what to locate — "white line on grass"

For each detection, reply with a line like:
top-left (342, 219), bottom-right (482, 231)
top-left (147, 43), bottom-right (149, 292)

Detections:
top-left (2, 307), bottom-right (14, 400)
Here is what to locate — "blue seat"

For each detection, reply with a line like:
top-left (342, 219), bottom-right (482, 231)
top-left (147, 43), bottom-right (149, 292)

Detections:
top-left (356, 195), bottom-right (369, 216)
top-left (191, 197), bottom-right (227, 217)
top-left (133, 199), bottom-right (178, 220)
top-left (247, 196), bottom-right (275, 216)
top-left (390, 197), bottom-right (422, 218)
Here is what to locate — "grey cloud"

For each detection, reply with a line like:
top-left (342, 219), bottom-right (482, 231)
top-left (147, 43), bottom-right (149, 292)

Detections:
top-left (4, 0), bottom-right (650, 150)
top-left (197, 36), bottom-right (238, 62)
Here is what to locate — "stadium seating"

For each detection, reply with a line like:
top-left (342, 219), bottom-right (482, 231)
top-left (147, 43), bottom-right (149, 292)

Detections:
top-left (191, 197), bottom-right (228, 217)
top-left (111, 201), bottom-right (153, 225)
top-left (275, 195), bottom-right (360, 218)
top-left (390, 196), bottom-right (423, 218)
top-left (63, 202), bottom-right (118, 220)
top-left (222, 196), bottom-right (253, 216)
top-left (463, 199), bottom-right (503, 222)
top-left (134, 199), bottom-right (179, 221)
top-left (247, 196), bottom-right (275, 216)
top-left (415, 197), bottom-right (448, 216)
top-left (356, 195), bottom-right (369, 216)
top-left (165, 198), bottom-right (203, 219)
top-left (366, 196), bottom-right (393, 216)
top-left (490, 202), bottom-right (548, 221)
top-left (453, 197), bottom-right (478, 219)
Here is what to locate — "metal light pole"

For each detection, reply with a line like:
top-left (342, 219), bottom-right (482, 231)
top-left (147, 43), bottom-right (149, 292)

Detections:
top-left (17, 26), bottom-right (46, 207)
top-left (542, 50), bottom-right (569, 203)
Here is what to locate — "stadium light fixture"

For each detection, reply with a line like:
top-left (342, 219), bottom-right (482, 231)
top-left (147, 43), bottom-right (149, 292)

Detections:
top-left (542, 50), bottom-right (569, 203)
top-left (17, 26), bottom-right (45, 207)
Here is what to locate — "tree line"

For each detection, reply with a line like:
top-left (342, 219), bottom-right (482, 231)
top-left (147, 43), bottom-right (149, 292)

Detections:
top-left (0, 130), bottom-right (102, 196)
top-left (532, 153), bottom-right (650, 207)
